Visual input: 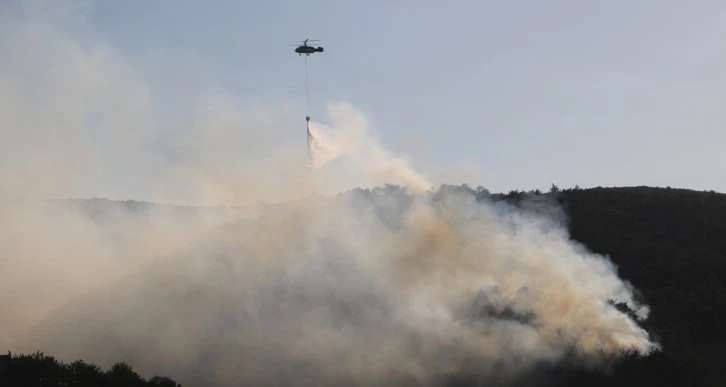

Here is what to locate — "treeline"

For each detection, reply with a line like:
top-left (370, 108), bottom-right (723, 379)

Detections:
top-left (0, 351), bottom-right (181, 387)
top-left (480, 184), bottom-right (725, 386)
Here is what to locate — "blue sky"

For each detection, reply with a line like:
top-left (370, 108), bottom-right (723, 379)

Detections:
top-left (2, 0), bottom-right (726, 204)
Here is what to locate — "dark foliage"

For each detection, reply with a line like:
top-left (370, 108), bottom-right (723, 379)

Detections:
top-left (0, 351), bottom-right (181, 387)
top-left (469, 184), bottom-right (725, 386)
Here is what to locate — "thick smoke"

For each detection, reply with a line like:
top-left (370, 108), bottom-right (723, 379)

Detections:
top-left (13, 187), bottom-right (657, 386)
top-left (1, 3), bottom-right (657, 386)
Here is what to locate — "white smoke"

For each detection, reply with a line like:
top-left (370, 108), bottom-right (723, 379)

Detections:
top-left (14, 185), bottom-right (658, 386)
top-left (308, 101), bottom-right (432, 193)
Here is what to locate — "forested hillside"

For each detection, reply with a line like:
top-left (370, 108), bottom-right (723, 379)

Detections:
top-left (2, 185), bottom-right (724, 386)
top-left (488, 185), bottom-right (726, 386)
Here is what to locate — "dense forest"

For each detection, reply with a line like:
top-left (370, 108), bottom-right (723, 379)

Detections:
top-left (489, 184), bottom-right (725, 386)
top-left (0, 351), bottom-right (181, 386)
top-left (2, 185), bottom-right (724, 386)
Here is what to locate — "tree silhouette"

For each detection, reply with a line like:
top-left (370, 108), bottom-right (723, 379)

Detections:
top-left (0, 351), bottom-right (182, 387)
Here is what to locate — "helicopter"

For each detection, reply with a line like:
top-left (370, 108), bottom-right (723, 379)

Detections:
top-left (293, 39), bottom-right (324, 55)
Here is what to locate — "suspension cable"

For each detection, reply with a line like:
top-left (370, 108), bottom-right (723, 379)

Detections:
top-left (304, 55), bottom-right (309, 117)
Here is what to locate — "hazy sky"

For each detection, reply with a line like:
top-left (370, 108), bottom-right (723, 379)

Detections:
top-left (2, 0), bottom-right (726, 204)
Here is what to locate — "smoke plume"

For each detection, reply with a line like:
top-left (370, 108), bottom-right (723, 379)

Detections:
top-left (1, 3), bottom-right (657, 386)
top-left (308, 101), bottom-right (432, 193)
